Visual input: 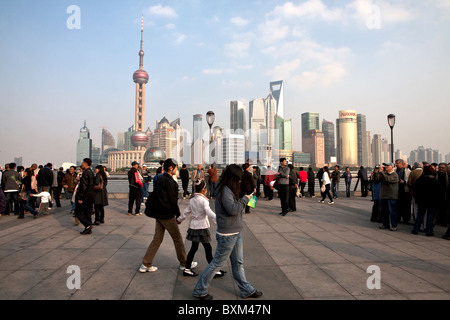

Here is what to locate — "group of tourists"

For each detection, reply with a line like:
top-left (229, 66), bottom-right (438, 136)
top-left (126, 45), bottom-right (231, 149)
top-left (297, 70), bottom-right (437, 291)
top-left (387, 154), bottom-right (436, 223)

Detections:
top-left (0, 159), bottom-right (109, 235)
top-left (369, 160), bottom-right (450, 240)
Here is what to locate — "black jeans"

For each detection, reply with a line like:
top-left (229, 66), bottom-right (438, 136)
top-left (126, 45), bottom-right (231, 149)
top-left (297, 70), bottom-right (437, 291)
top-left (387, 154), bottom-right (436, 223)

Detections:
top-left (51, 187), bottom-right (62, 207)
top-left (128, 187), bottom-right (142, 214)
top-left (308, 181), bottom-right (315, 197)
top-left (321, 184), bottom-right (333, 202)
top-left (94, 204), bottom-right (105, 222)
top-left (289, 187), bottom-right (297, 211)
top-left (75, 199), bottom-right (93, 228)
top-left (278, 185), bottom-right (289, 214)
top-left (5, 191), bottom-right (19, 215)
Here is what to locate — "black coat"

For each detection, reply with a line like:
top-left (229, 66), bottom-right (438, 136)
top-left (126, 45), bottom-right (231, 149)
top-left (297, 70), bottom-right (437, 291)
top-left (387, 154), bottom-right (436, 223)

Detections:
top-left (37, 167), bottom-right (53, 187)
top-left (77, 168), bottom-right (95, 202)
top-left (152, 173), bottom-right (180, 220)
top-left (93, 174), bottom-right (109, 206)
top-left (414, 174), bottom-right (440, 207)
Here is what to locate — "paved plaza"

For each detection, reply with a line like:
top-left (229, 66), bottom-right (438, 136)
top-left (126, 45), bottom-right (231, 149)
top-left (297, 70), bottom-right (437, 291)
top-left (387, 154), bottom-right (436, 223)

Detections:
top-left (1, 194), bottom-right (450, 301)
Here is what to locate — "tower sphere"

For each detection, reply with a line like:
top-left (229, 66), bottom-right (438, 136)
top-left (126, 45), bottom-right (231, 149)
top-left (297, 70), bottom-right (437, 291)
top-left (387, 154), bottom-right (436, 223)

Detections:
top-left (133, 69), bottom-right (149, 84)
top-left (131, 131), bottom-right (149, 148)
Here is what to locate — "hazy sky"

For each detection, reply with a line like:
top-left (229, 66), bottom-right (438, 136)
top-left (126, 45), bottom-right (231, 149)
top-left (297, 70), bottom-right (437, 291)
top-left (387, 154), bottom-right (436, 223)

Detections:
top-left (1, 0), bottom-right (449, 167)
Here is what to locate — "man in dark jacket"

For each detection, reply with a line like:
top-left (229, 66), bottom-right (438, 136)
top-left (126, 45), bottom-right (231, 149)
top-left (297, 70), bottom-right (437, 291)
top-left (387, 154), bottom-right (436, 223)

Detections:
top-left (140, 158), bottom-right (194, 273)
top-left (76, 158), bottom-right (95, 235)
top-left (372, 162), bottom-right (399, 231)
top-left (358, 166), bottom-right (369, 197)
top-left (37, 163), bottom-right (54, 208)
top-left (128, 161), bottom-right (143, 216)
top-left (179, 164), bottom-right (190, 199)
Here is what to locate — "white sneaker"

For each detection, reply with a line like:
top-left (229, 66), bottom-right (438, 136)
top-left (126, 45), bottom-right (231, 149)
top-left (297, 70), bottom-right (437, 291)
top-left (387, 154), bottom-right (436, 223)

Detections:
top-left (180, 262), bottom-right (198, 270)
top-left (139, 264), bottom-right (158, 273)
top-left (328, 202), bottom-right (335, 205)
top-left (318, 200), bottom-right (324, 204)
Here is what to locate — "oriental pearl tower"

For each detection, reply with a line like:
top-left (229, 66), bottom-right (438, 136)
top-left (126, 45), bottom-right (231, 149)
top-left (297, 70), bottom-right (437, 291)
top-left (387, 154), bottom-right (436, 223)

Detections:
top-left (131, 16), bottom-right (150, 151)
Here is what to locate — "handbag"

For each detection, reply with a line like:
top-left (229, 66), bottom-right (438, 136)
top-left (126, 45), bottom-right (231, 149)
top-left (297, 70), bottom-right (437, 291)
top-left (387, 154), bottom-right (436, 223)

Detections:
top-left (18, 185), bottom-right (28, 202)
top-left (94, 177), bottom-right (104, 191)
top-left (321, 184), bottom-right (326, 193)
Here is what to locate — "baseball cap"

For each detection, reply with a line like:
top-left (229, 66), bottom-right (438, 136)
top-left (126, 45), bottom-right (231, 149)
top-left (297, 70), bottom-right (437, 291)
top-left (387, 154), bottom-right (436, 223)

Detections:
top-left (383, 162), bottom-right (394, 167)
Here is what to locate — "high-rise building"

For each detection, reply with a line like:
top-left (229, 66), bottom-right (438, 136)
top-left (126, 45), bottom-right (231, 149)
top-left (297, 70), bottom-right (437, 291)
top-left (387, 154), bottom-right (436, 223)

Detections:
top-left (248, 98), bottom-right (266, 155)
top-left (322, 120), bottom-right (335, 164)
top-left (212, 126), bottom-right (224, 164)
top-left (357, 114), bottom-right (369, 167)
top-left (13, 157), bottom-right (23, 167)
top-left (76, 120), bottom-right (92, 166)
top-left (101, 128), bottom-right (116, 152)
top-left (301, 112), bottom-right (320, 137)
top-left (192, 114), bottom-right (204, 165)
top-left (372, 134), bottom-right (382, 166)
top-left (303, 129), bottom-right (325, 168)
top-left (270, 80), bottom-right (285, 118)
top-left (222, 133), bottom-right (245, 165)
top-left (336, 110), bottom-right (358, 167)
top-left (230, 101), bottom-right (247, 133)
top-left (152, 117), bottom-right (176, 159)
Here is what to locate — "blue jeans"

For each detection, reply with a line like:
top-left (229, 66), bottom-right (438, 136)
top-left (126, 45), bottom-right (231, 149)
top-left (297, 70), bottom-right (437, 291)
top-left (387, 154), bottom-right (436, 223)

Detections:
top-left (412, 204), bottom-right (436, 235)
top-left (345, 182), bottom-right (351, 197)
top-left (381, 199), bottom-right (398, 228)
top-left (331, 181), bottom-right (339, 198)
top-left (192, 232), bottom-right (256, 298)
top-left (209, 182), bottom-right (216, 198)
top-left (18, 191), bottom-right (38, 218)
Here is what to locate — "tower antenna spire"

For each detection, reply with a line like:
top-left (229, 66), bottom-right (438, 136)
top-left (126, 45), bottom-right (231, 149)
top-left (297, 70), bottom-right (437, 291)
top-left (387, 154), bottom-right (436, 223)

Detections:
top-left (139, 14), bottom-right (144, 69)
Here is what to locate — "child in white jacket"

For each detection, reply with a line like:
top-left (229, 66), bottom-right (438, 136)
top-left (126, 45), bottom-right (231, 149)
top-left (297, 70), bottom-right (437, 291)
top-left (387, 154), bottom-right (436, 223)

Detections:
top-left (178, 179), bottom-right (225, 278)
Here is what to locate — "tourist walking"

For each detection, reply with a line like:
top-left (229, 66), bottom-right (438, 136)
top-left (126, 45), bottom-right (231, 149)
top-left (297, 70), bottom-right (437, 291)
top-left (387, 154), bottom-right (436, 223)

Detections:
top-left (76, 158), bottom-right (95, 235)
top-left (128, 161), bottom-right (143, 216)
top-left (140, 159), bottom-right (195, 273)
top-left (276, 158), bottom-right (290, 216)
top-left (207, 164), bottom-right (218, 199)
top-left (179, 164), bottom-right (190, 199)
top-left (307, 167), bottom-right (315, 198)
top-left (192, 164), bottom-right (262, 300)
top-left (17, 168), bottom-right (39, 219)
top-left (319, 166), bottom-right (334, 204)
top-left (411, 165), bottom-right (439, 236)
top-left (177, 179), bottom-right (225, 278)
top-left (372, 162), bottom-right (399, 231)
top-left (298, 167), bottom-right (307, 198)
top-left (62, 166), bottom-right (78, 214)
top-left (342, 167), bottom-right (352, 197)
top-left (331, 165), bottom-right (341, 199)
top-left (93, 165), bottom-right (108, 225)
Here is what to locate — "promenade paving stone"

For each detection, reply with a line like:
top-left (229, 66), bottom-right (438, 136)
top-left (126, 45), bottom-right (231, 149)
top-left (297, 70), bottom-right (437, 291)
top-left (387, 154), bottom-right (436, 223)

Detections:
top-left (0, 194), bottom-right (449, 301)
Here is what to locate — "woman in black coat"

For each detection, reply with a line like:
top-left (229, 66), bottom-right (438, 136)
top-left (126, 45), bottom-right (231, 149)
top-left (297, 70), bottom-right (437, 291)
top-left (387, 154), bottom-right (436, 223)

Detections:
top-left (93, 165), bottom-right (108, 225)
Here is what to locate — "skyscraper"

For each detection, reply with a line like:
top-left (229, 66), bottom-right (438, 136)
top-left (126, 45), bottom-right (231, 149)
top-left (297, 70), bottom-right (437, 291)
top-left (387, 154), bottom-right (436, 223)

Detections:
top-left (336, 110), bottom-right (358, 167)
top-left (322, 120), bottom-right (336, 164)
top-left (301, 112), bottom-right (320, 152)
top-left (192, 114), bottom-right (204, 165)
top-left (131, 16), bottom-right (150, 150)
top-left (248, 98), bottom-right (266, 155)
top-left (303, 130), bottom-right (325, 168)
top-left (230, 101), bottom-right (247, 133)
top-left (76, 121), bottom-right (92, 166)
top-left (372, 134), bottom-right (382, 166)
top-left (357, 114), bottom-right (369, 167)
top-left (270, 80), bottom-right (284, 118)
top-left (102, 128), bottom-right (116, 152)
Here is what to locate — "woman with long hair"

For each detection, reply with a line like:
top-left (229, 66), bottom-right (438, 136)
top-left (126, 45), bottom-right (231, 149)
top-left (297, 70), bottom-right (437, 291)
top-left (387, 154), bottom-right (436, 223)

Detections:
top-left (192, 164), bottom-right (263, 300)
top-left (93, 165), bottom-right (108, 225)
top-left (319, 166), bottom-right (334, 204)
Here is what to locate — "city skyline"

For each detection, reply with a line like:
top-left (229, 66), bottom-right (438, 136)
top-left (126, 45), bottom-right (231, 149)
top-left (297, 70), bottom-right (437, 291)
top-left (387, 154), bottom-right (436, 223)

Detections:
top-left (1, 1), bottom-right (449, 166)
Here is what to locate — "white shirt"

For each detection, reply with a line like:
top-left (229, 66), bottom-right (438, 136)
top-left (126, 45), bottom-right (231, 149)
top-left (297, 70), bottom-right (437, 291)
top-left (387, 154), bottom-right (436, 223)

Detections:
top-left (322, 172), bottom-right (331, 185)
top-left (33, 191), bottom-right (52, 203)
top-left (178, 193), bottom-right (216, 230)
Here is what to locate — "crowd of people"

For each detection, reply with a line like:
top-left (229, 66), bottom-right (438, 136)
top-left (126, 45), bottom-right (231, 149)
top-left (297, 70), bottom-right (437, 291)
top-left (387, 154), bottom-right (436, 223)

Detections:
top-left (0, 159), bottom-right (109, 235)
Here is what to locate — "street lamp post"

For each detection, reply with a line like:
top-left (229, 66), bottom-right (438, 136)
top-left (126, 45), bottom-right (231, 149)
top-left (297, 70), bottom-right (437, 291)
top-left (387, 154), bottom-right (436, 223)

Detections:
top-left (387, 114), bottom-right (396, 164)
top-left (206, 111), bottom-right (215, 165)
